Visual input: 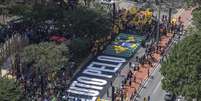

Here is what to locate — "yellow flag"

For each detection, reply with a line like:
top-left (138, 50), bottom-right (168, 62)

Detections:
top-left (129, 7), bottom-right (138, 15)
top-left (97, 97), bottom-right (101, 101)
top-left (171, 18), bottom-right (177, 24)
top-left (144, 97), bottom-right (147, 101)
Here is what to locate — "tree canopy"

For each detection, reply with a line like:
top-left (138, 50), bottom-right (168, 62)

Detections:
top-left (160, 32), bottom-right (201, 100)
top-left (192, 8), bottom-right (201, 30)
top-left (0, 78), bottom-right (25, 101)
top-left (8, 3), bottom-right (112, 43)
top-left (184, 0), bottom-right (201, 6)
top-left (19, 42), bottom-right (70, 98)
top-left (20, 42), bottom-right (69, 74)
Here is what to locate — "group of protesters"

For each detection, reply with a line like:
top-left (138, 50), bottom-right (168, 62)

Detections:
top-left (0, 4), bottom-right (186, 101)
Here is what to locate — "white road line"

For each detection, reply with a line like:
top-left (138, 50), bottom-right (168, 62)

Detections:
top-left (152, 80), bottom-right (161, 94)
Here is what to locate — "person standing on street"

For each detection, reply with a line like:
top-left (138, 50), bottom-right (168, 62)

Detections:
top-left (129, 62), bottom-right (132, 68)
top-left (148, 96), bottom-right (150, 101)
top-left (144, 97), bottom-right (147, 101)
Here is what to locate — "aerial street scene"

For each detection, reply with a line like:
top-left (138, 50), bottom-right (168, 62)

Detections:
top-left (0, 0), bottom-right (200, 101)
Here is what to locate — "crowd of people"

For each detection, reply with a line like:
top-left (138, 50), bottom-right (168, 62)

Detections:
top-left (114, 7), bottom-right (156, 37)
top-left (112, 13), bottom-right (184, 101)
top-left (0, 4), bottom-right (185, 101)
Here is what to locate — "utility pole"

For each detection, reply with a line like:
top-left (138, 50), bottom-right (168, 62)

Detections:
top-left (155, 0), bottom-right (161, 43)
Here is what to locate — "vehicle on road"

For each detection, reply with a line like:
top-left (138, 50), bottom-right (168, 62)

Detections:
top-left (164, 91), bottom-right (174, 101)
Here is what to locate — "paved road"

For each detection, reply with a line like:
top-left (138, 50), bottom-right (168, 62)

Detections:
top-left (135, 64), bottom-right (165, 101)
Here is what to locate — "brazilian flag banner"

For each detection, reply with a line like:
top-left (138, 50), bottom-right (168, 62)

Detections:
top-left (103, 33), bottom-right (144, 58)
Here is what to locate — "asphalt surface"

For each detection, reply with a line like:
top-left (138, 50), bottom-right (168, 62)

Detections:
top-left (135, 64), bottom-right (165, 101)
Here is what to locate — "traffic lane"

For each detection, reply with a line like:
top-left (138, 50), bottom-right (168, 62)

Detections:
top-left (136, 65), bottom-right (165, 101)
top-left (150, 79), bottom-right (166, 101)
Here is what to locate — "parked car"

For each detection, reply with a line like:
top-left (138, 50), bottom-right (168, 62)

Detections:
top-left (164, 91), bottom-right (175, 101)
top-left (175, 95), bottom-right (185, 101)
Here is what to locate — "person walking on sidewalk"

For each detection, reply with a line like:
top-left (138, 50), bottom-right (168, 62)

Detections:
top-left (136, 64), bottom-right (140, 71)
top-left (136, 56), bottom-right (139, 63)
top-left (129, 62), bottom-right (132, 68)
top-left (128, 70), bottom-right (133, 78)
top-left (133, 75), bottom-right (136, 82)
top-left (148, 96), bottom-right (151, 101)
top-left (129, 79), bottom-right (132, 87)
top-left (144, 97), bottom-right (147, 101)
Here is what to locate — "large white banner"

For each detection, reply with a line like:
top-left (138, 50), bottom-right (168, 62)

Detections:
top-left (67, 55), bottom-right (126, 101)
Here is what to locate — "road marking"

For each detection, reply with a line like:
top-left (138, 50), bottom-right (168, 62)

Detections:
top-left (153, 76), bottom-right (164, 94)
top-left (152, 80), bottom-right (161, 94)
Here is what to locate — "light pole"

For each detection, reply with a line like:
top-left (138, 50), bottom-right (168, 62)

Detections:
top-left (155, 0), bottom-right (161, 43)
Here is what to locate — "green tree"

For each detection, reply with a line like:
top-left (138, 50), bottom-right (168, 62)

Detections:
top-left (7, 1), bottom-right (112, 59)
top-left (70, 37), bottom-right (90, 59)
top-left (20, 42), bottom-right (69, 79)
top-left (58, 6), bottom-right (112, 39)
top-left (192, 8), bottom-right (201, 30)
top-left (8, 4), bottom-right (112, 43)
top-left (184, 0), bottom-right (201, 6)
top-left (20, 42), bottom-right (69, 96)
top-left (160, 32), bottom-right (201, 100)
top-left (0, 78), bottom-right (25, 101)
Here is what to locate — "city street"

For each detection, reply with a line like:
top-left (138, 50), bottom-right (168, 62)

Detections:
top-left (0, 0), bottom-right (199, 101)
top-left (135, 65), bottom-right (165, 101)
